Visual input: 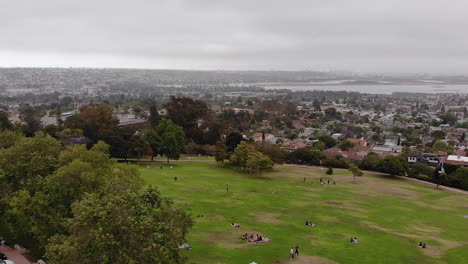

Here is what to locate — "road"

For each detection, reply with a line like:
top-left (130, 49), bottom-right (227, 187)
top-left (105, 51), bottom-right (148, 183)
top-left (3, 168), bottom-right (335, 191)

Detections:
top-left (0, 246), bottom-right (32, 264)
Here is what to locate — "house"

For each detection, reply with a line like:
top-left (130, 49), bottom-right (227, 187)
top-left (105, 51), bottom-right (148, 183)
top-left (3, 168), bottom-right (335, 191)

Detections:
top-left (444, 155), bottom-right (468, 167)
top-left (322, 145), bottom-right (370, 161)
top-left (331, 133), bottom-right (344, 140)
top-left (252, 132), bottom-right (277, 144)
top-left (372, 144), bottom-right (403, 153)
top-left (454, 142), bottom-right (468, 151)
top-left (347, 138), bottom-right (368, 146)
top-left (117, 117), bottom-right (147, 130)
top-left (281, 141), bottom-right (308, 151)
top-left (408, 152), bottom-right (441, 167)
top-left (322, 147), bottom-right (345, 157)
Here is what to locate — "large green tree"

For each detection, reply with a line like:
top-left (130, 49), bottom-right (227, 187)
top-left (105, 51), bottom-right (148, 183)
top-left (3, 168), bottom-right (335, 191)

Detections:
top-left (0, 130), bottom-right (23, 149)
top-left (214, 140), bottom-right (228, 163)
top-left (0, 133), bottom-right (61, 197)
top-left (156, 119), bottom-right (185, 163)
top-left (0, 110), bottom-right (13, 131)
top-left (164, 96), bottom-right (209, 143)
top-left (225, 131), bottom-right (243, 152)
top-left (148, 104), bottom-right (160, 127)
top-left (230, 141), bottom-right (256, 170)
top-left (317, 134), bottom-right (337, 148)
top-left (246, 151), bottom-right (274, 175)
top-left (64, 105), bottom-right (119, 142)
top-left (286, 148), bottom-right (324, 165)
top-left (19, 104), bottom-right (42, 136)
top-left (45, 188), bottom-right (193, 264)
top-left (448, 168), bottom-right (468, 190)
top-left (375, 156), bottom-right (408, 176)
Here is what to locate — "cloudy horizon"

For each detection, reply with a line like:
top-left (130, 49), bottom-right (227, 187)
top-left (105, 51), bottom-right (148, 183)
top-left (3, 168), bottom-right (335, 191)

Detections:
top-left (1, 0), bottom-right (468, 74)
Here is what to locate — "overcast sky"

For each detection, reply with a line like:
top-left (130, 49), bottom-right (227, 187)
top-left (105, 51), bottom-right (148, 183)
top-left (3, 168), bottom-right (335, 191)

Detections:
top-left (1, 0), bottom-right (467, 73)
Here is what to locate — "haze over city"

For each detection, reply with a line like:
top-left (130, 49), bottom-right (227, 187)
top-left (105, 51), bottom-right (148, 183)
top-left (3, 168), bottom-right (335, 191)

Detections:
top-left (1, 1), bottom-right (468, 264)
top-left (1, 0), bottom-right (468, 74)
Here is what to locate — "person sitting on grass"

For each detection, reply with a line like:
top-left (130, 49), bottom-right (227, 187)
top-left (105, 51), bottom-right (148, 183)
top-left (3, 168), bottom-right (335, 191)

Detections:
top-left (231, 222), bottom-right (240, 227)
top-left (305, 220), bottom-right (309, 226)
top-left (179, 243), bottom-right (192, 250)
top-left (353, 237), bottom-right (359, 243)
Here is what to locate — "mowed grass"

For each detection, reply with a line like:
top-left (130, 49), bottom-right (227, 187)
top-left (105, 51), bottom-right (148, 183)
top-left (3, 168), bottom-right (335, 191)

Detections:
top-left (140, 162), bottom-right (468, 264)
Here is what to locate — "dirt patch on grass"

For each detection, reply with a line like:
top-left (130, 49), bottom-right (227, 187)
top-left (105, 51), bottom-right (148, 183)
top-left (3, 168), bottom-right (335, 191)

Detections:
top-left (362, 221), bottom-right (463, 257)
top-left (187, 187), bottom-right (203, 191)
top-left (412, 225), bottom-right (441, 234)
top-left (325, 201), bottom-right (368, 213)
top-left (274, 255), bottom-right (338, 264)
top-left (324, 201), bottom-right (344, 206)
top-left (413, 201), bottom-right (451, 211)
top-left (317, 215), bottom-right (341, 223)
top-left (211, 215), bottom-right (225, 221)
top-left (292, 200), bottom-right (315, 206)
top-left (204, 228), bottom-right (263, 249)
top-left (251, 213), bottom-right (284, 224)
top-left (352, 180), bottom-right (418, 198)
top-left (303, 192), bottom-right (320, 197)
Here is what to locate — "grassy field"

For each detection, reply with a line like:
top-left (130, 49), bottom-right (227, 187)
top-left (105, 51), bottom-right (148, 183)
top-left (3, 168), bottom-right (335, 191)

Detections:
top-left (140, 161), bottom-right (468, 264)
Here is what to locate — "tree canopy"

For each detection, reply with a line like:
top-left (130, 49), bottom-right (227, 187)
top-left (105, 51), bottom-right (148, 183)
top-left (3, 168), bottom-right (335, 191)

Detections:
top-left (155, 119), bottom-right (186, 163)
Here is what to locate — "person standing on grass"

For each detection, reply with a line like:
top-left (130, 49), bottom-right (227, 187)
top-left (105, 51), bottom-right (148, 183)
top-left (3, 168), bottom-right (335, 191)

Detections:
top-left (160, 165), bottom-right (163, 170)
top-left (174, 176), bottom-right (177, 182)
top-left (295, 244), bottom-right (300, 256)
top-left (303, 177), bottom-right (306, 182)
top-left (290, 247), bottom-right (295, 260)
top-left (226, 184), bottom-right (229, 191)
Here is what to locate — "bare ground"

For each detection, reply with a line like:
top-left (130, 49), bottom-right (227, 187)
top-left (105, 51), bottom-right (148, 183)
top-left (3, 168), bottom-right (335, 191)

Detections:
top-left (273, 255), bottom-right (339, 264)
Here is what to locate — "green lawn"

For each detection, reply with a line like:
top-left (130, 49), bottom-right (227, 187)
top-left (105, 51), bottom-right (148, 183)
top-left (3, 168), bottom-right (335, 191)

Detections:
top-left (140, 161), bottom-right (468, 264)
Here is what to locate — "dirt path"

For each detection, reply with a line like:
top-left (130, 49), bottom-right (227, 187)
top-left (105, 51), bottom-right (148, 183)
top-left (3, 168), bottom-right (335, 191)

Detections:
top-left (0, 246), bottom-right (32, 264)
top-left (281, 164), bottom-right (468, 195)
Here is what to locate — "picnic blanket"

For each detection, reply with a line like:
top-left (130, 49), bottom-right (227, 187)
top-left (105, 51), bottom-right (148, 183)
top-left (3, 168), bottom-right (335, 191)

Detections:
top-left (254, 238), bottom-right (271, 243)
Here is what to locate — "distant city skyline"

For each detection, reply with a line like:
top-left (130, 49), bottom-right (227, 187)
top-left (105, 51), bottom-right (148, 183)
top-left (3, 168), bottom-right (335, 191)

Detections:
top-left (1, 0), bottom-right (468, 74)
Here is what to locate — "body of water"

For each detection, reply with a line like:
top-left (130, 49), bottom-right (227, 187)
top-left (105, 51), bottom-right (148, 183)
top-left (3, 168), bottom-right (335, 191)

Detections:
top-left (258, 84), bottom-right (468, 94)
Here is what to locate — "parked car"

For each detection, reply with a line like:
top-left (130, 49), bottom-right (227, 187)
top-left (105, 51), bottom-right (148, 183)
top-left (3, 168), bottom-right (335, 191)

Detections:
top-left (0, 260), bottom-right (15, 264)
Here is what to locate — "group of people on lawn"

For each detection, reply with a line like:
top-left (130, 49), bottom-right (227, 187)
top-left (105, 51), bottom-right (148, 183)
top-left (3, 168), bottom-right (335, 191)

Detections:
top-left (242, 233), bottom-right (269, 243)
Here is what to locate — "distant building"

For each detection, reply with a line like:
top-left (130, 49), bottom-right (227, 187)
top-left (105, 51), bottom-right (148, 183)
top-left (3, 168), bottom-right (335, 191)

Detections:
top-left (372, 144), bottom-right (403, 153)
top-left (252, 132), bottom-right (277, 144)
top-left (347, 138), bottom-right (368, 146)
top-left (281, 141), bottom-right (308, 151)
top-left (444, 155), bottom-right (468, 167)
top-left (117, 117), bottom-right (146, 130)
top-left (454, 142), bottom-right (468, 151)
top-left (408, 152), bottom-right (441, 167)
top-left (331, 133), bottom-right (344, 140)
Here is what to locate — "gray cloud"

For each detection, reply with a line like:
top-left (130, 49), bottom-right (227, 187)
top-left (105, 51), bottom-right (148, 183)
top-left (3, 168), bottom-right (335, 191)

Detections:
top-left (1, 0), bottom-right (467, 73)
